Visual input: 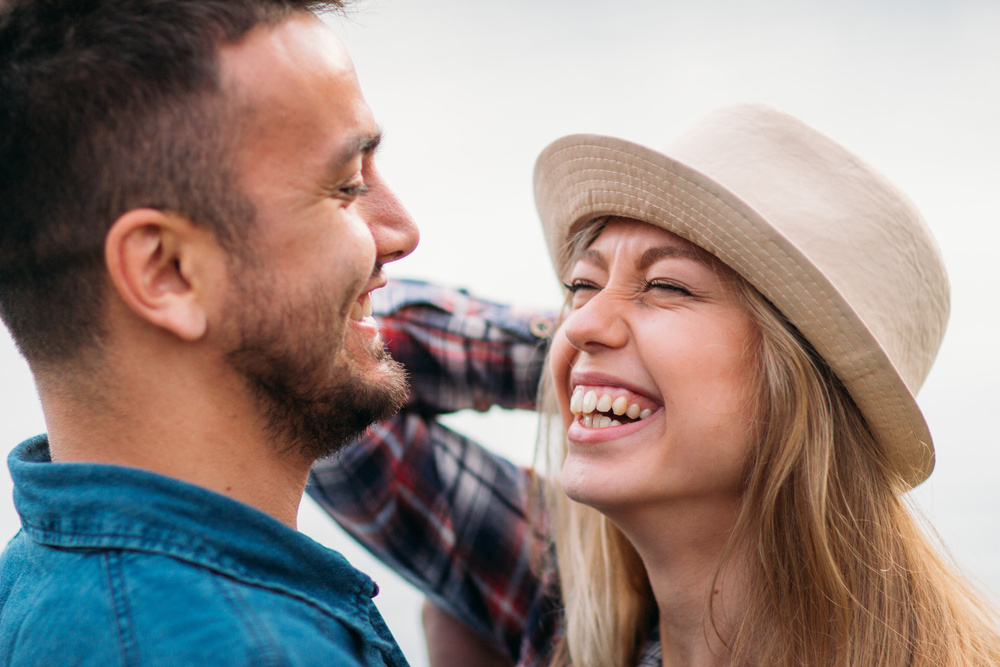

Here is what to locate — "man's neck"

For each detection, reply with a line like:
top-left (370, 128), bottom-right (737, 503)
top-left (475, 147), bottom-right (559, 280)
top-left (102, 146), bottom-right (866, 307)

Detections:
top-left (38, 354), bottom-right (311, 529)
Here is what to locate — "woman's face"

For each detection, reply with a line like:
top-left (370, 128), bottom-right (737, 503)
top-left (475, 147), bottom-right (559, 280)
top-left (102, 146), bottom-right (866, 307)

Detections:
top-left (550, 218), bottom-right (758, 516)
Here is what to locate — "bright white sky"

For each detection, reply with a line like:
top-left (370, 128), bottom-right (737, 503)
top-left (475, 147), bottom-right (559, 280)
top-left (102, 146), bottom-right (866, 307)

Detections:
top-left (2, 1), bottom-right (998, 664)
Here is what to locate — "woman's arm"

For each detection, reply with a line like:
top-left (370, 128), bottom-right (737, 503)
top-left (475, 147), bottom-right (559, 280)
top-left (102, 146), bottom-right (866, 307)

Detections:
top-left (373, 278), bottom-right (554, 414)
top-left (309, 411), bottom-right (541, 659)
top-left (308, 280), bottom-right (556, 661)
top-left (422, 599), bottom-right (515, 667)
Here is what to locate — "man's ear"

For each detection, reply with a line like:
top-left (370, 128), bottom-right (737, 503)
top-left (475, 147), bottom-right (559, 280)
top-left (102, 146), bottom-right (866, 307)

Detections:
top-left (104, 208), bottom-right (224, 342)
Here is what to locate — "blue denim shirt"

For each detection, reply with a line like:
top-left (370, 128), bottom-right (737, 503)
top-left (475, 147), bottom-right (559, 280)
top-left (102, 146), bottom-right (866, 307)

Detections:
top-left (0, 436), bottom-right (409, 666)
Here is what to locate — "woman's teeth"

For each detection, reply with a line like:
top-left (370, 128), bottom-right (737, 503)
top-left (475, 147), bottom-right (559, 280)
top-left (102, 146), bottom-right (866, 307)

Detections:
top-left (569, 388), bottom-right (655, 429)
top-left (349, 293), bottom-right (373, 321)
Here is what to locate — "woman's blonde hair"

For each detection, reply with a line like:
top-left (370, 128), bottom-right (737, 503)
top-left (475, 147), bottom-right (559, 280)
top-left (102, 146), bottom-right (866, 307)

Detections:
top-left (540, 221), bottom-right (1000, 666)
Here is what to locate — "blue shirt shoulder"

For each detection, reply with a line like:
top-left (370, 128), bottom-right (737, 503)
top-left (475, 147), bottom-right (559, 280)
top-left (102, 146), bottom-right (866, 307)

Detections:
top-left (0, 436), bottom-right (406, 667)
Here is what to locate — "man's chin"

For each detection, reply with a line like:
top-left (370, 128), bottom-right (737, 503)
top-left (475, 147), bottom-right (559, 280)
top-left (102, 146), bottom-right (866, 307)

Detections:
top-left (231, 343), bottom-right (408, 462)
top-left (291, 351), bottom-right (408, 461)
top-left (344, 319), bottom-right (388, 358)
top-left (346, 328), bottom-right (407, 387)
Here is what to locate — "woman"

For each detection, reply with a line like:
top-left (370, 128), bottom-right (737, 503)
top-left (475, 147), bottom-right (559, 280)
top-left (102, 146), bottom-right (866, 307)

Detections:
top-left (310, 103), bottom-right (1000, 666)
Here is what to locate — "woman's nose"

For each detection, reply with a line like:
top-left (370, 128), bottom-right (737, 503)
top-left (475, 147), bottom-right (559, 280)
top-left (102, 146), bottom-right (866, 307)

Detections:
top-left (562, 291), bottom-right (629, 353)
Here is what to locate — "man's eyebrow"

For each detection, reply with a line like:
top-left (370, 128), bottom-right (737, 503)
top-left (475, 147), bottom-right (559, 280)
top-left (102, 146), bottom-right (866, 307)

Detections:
top-left (636, 245), bottom-right (706, 271)
top-left (326, 130), bottom-right (383, 174)
top-left (355, 130), bottom-right (383, 157)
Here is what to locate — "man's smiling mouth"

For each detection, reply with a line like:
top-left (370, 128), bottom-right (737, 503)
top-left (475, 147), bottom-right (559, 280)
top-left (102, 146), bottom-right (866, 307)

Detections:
top-left (348, 292), bottom-right (374, 321)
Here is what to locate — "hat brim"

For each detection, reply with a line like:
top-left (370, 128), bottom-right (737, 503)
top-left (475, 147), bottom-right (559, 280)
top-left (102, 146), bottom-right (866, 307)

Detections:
top-left (534, 134), bottom-right (933, 488)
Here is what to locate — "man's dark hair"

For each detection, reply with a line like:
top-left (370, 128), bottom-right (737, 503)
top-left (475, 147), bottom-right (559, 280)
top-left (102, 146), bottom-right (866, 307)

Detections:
top-left (0, 0), bottom-right (348, 367)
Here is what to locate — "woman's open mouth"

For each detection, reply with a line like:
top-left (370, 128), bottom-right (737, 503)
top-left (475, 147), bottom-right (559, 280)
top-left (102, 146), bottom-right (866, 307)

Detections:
top-left (569, 386), bottom-right (659, 429)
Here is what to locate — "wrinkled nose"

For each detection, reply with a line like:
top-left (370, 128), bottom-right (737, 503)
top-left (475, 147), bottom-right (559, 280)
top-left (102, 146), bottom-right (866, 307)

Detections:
top-left (562, 292), bottom-right (629, 353)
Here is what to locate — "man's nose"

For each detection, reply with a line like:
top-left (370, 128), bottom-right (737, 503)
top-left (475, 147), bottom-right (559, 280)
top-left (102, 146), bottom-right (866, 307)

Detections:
top-left (358, 167), bottom-right (419, 266)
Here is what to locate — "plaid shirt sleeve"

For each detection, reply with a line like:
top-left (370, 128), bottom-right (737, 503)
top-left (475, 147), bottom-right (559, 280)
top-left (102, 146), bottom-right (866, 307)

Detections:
top-left (371, 278), bottom-right (554, 414)
top-left (308, 279), bottom-right (559, 663)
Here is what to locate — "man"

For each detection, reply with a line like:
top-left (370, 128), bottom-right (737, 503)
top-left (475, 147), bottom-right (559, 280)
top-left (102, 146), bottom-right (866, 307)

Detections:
top-left (0, 1), bottom-right (418, 664)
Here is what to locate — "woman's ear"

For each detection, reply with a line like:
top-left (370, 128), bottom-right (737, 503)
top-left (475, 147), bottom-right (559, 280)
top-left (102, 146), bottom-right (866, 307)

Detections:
top-left (104, 208), bottom-right (224, 342)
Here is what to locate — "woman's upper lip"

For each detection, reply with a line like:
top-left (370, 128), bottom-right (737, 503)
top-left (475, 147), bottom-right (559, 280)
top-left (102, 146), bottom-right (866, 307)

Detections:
top-left (569, 371), bottom-right (661, 403)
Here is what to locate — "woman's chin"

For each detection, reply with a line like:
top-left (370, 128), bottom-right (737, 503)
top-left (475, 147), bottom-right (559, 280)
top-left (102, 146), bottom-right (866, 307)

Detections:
top-left (559, 458), bottom-right (633, 511)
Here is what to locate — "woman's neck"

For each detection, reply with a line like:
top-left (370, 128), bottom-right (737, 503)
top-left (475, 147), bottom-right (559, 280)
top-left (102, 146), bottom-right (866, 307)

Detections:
top-left (611, 498), bottom-right (752, 667)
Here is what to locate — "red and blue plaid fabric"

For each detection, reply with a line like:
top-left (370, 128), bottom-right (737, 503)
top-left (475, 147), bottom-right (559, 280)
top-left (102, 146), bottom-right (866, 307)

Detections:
top-left (308, 280), bottom-right (663, 666)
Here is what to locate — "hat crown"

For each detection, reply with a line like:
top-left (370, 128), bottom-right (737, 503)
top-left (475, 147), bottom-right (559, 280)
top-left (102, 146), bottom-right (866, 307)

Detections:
top-left (667, 104), bottom-right (949, 394)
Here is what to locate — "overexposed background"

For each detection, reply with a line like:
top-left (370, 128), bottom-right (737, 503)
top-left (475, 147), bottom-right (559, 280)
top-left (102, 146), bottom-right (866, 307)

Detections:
top-left (2, 1), bottom-right (999, 664)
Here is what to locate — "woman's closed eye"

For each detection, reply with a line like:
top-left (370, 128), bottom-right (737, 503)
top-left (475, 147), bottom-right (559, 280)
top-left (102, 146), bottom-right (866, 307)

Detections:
top-left (563, 279), bottom-right (601, 294)
top-left (643, 279), bottom-right (693, 297)
top-left (563, 279), bottom-right (602, 309)
top-left (563, 278), bottom-right (695, 304)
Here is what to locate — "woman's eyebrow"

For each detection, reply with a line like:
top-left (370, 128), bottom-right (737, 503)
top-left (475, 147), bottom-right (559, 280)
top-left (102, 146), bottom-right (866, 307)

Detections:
top-left (577, 249), bottom-right (608, 271)
top-left (637, 246), bottom-right (706, 271)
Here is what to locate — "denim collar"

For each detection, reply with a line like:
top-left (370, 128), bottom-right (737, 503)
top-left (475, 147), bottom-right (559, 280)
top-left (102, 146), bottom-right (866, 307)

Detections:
top-left (9, 435), bottom-right (401, 659)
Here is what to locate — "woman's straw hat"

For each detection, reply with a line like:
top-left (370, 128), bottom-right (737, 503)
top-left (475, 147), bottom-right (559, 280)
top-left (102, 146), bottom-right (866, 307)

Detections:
top-left (534, 103), bottom-right (949, 488)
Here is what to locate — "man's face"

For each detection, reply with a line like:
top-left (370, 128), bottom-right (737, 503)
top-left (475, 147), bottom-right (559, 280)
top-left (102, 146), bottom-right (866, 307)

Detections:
top-left (216, 15), bottom-right (418, 460)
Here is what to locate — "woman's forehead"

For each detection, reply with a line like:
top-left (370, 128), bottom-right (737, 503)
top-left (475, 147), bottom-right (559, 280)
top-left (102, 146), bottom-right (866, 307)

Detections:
top-left (582, 217), bottom-right (721, 268)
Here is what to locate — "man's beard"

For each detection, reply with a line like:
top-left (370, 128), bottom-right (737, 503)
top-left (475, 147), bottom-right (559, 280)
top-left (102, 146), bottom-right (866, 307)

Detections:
top-left (224, 275), bottom-right (408, 461)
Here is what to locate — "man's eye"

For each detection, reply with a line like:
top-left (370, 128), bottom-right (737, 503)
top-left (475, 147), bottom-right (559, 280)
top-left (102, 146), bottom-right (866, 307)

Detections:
top-left (338, 183), bottom-right (370, 198)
